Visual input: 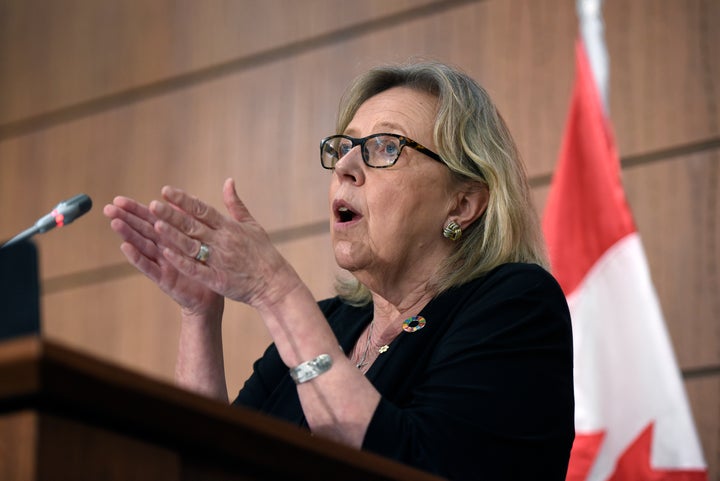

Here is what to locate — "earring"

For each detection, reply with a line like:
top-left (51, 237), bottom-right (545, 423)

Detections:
top-left (442, 220), bottom-right (462, 241)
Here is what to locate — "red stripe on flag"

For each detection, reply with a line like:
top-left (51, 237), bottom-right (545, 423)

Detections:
top-left (567, 432), bottom-right (606, 481)
top-left (542, 40), bottom-right (635, 296)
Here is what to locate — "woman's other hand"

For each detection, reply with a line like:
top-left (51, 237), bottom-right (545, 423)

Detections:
top-left (103, 195), bottom-right (223, 317)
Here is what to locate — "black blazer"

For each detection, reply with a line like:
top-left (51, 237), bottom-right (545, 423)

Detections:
top-left (234, 263), bottom-right (575, 480)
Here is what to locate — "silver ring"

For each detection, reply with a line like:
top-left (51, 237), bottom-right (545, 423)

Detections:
top-left (194, 243), bottom-right (210, 263)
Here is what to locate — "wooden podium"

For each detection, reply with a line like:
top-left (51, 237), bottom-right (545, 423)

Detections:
top-left (0, 337), bottom-right (445, 481)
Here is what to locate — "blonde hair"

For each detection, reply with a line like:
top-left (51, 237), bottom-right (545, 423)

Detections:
top-left (335, 61), bottom-right (548, 305)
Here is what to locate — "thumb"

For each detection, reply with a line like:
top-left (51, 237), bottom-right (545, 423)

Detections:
top-left (223, 178), bottom-right (253, 223)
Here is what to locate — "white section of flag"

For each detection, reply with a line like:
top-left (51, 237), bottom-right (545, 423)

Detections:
top-left (569, 233), bottom-right (706, 480)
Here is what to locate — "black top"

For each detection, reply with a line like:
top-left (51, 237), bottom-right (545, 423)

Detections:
top-left (233, 263), bottom-right (575, 480)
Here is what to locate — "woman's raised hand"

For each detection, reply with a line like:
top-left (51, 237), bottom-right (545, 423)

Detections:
top-left (145, 178), bottom-right (300, 310)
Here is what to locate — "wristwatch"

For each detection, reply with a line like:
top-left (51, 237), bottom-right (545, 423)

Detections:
top-left (289, 353), bottom-right (333, 384)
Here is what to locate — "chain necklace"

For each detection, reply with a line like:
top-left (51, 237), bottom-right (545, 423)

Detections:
top-left (356, 321), bottom-right (374, 369)
top-left (355, 321), bottom-right (390, 369)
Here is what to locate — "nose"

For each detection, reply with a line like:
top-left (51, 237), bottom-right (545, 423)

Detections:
top-left (333, 145), bottom-right (366, 185)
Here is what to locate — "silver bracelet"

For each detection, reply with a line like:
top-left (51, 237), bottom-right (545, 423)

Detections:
top-left (289, 353), bottom-right (333, 384)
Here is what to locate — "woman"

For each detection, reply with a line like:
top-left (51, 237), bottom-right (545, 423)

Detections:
top-left (105, 61), bottom-right (574, 480)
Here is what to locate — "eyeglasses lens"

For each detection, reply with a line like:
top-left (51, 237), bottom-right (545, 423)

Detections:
top-left (321, 134), bottom-right (405, 169)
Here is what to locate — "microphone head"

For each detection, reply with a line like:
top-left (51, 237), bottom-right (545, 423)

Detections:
top-left (58, 194), bottom-right (93, 224)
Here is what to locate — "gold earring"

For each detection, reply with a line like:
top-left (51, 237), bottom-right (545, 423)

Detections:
top-left (443, 220), bottom-right (462, 241)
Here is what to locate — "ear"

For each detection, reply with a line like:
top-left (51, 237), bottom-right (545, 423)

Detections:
top-left (448, 181), bottom-right (489, 230)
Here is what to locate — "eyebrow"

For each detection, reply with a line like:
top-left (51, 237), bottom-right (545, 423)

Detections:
top-left (344, 121), bottom-right (409, 137)
top-left (373, 121), bottom-right (407, 134)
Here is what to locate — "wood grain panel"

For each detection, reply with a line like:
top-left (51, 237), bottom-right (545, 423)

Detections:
top-left (605, 0), bottom-right (720, 157)
top-left (42, 275), bottom-right (185, 384)
top-left (0, 0), bottom-right (448, 126)
top-left (0, 411), bottom-right (37, 481)
top-left (623, 149), bottom-right (720, 370)
top-left (37, 413), bottom-right (181, 481)
top-left (685, 376), bottom-right (720, 479)
top-left (4, 0), bottom-right (717, 173)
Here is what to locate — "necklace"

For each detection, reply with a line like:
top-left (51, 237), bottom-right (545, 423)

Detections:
top-left (355, 321), bottom-right (390, 369)
top-left (355, 315), bottom-right (426, 368)
top-left (356, 321), bottom-right (374, 369)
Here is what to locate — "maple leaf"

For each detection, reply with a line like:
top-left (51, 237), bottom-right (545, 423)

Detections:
top-left (607, 423), bottom-right (707, 481)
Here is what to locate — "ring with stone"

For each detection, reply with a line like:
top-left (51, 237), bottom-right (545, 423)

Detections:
top-left (194, 242), bottom-right (210, 263)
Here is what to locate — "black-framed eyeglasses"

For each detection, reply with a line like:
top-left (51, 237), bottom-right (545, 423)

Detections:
top-left (320, 133), bottom-right (444, 169)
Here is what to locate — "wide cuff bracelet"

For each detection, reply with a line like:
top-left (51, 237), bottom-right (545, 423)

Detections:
top-left (289, 353), bottom-right (333, 384)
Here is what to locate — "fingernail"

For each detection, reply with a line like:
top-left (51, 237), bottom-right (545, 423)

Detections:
top-left (161, 185), bottom-right (181, 201)
top-left (150, 200), bottom-right (166, 215)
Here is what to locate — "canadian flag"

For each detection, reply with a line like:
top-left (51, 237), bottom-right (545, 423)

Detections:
top-left (541, 2), bottom-right (708, 480)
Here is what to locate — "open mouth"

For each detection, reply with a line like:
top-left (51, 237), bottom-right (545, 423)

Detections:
top-left (338, 206), bottom-right (356, 222)
top-left (334, 203), bottom-right (361, 224)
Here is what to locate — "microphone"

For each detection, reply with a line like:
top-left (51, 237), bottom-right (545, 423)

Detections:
top-left (1, 194), bottom-right (93, 249)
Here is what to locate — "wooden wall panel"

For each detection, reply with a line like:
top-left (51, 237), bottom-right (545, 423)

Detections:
top-left (623, 150), bottom-right (720, 370)
top-left (42, 275), bottom-right (185, 382)
top-left (605, 0), bottom-right (720, 156)
top-left (0, 412), bottom-right (36, 480)
top-left (685, 377), bottom-right (720, 479)
top-left (0, 0), bottom-right (444, 125)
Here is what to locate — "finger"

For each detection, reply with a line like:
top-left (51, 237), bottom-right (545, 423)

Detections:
top-left (110, 218), bottom-right (163, 260)
top-left (105, 203), bottom-right (158, 241)
top-left (110, 196), bottom-right (158, 225)
top-left (103, 203), bottom-right (120, 219)
top-left (223, 178), bottom-right (254, 223)
top-left (161, 245), bottom-right (212, 285)
top-left (119, 241), bottom-right (163, 283)
top-left (154, 214), bottom-right (205, 261)
top-left (150, 199), bottom-right (209, 241)
top-left (160, 185), bottom-right (224, 230)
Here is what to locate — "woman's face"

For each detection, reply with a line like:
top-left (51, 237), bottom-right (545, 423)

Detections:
top-left (329, 86), bottom-right (458, 292)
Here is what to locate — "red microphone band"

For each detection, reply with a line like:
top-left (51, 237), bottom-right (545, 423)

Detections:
top-left (52, 209), bottom-right (65, 228)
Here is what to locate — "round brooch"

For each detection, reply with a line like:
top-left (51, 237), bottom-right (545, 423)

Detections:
top-left (402, 316), bottom-right (426, 333)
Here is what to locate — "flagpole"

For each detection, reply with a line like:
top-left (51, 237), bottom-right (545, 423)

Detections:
top-left (577, 0), bottom-right (609, 113)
